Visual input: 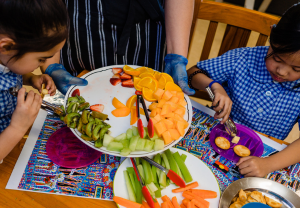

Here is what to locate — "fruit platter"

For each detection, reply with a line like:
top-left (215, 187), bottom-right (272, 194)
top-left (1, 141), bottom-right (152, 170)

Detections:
top-left (61, 65), bottom-right (193, 157)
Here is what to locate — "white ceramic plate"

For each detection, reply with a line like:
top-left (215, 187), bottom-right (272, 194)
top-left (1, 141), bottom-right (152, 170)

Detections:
top-left (64, 65), bottom-right (193, 157)
top-left (113, 148), bottom-right (221, 207)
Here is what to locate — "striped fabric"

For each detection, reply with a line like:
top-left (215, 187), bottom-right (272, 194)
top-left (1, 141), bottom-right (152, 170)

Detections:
top-left (61, 0), bottom-right (166, 76)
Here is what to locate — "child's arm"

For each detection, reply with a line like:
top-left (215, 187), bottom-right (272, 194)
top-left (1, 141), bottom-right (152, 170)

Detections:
top-left (187, 66), bottom-right (233, 123)
top-left (0, 88), bottom-right (42, 161)
top-left (23, 73), bottom-right (57, 96)
top-left (237, 138), bottom-right (300, 177)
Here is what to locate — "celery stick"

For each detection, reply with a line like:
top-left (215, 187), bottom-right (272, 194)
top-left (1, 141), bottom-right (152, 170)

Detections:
top-left (151, 154), bottom-right (161, 184)
top-left (174, 158), bottom-right (184, 179)
top-left (173, 151), bottom-right (193, 183)
top-left (146, 184), bottom-right (155, 197)
top-left (166, 178), bottom-right (170, 187)
top-left (137, 164), bottom-right (145, 182)
top-left (131, 171), bottom-right (142, 204)
top-left (124, 170), bottom-right (136, 202)
top-left (153, 154), bottom-right (162, 179)
top-left (127, 167), bottom-right (136, 178)
top-left (129, 172), bottom-right (137, 193)
top-left (154, 183), bottom-right (162, 198)
top-left (135, 157), bottom-right (141, 166)
top-left (181, 153), bottom-right (187, 162)
top-left (147, 182), bottom-right (158, 193)
top-left (165, 149), bottom-right (180, 175)
top-left (159, 171), bottom-right (167, 188)
top-left (161, 152), bottom-right (171, 169)
top-left (142, 159), bottom-right (153, 184)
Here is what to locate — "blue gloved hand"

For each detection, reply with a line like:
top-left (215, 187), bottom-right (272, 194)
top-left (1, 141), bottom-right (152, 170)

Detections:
top-left (45, 64), bottom-right (88, 95)
top-left (164, 54), bottom-right (195, 95)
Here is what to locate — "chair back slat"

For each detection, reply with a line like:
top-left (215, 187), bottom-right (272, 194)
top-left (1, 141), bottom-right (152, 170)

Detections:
top-left (256, 34), bottom-right (269, 46)
top-left (200, 21), bottom-right (218, 61)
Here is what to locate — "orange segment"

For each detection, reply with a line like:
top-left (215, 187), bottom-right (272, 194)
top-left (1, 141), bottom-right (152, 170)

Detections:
top-left (138, 77), bottom-right (158, 92)
top-left (142, 87), bottom-right (157, 102)
top-left (126, 95), bottom-right (137, 108)
top-left (139, 72), bottom-right (155, 79)
top-left (130, 108), bottom-right (138, 125)
top-left (111, 107), bottom-right (131, 117)
top-left (165, 82), bottom-right (182, 92)
top-left (131, 106), bottom-right (145, 115)
top-left (112, 97), bottom-right (126, 109)
top-left (161, 73), bottom-right (174, 83)
top-left (158, 76), bottom-right (166, 89)
top-left (123, 65), bottom-right (141, 76)
top-left (134, 77), bottom-right (142, 91)
top-left (154, 71), bottom-right (161, 81)
top-left (136, 67), bottom-right (149, 74)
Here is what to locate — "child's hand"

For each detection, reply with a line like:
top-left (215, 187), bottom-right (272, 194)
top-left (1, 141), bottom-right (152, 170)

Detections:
top-left (9, 88), bottom-right (42, 133)
top-left (30, 74), bottom-right (57, 96)
top-left (236, 156), bottom-right (271, 177)
top-left (211, 83), bottom-right (232, 123)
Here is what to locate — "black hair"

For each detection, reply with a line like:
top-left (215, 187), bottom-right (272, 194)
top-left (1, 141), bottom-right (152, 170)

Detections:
top-left (0, 0), bottom-right (68, 60)
top-left (267, 3), bottom-right (300, 58)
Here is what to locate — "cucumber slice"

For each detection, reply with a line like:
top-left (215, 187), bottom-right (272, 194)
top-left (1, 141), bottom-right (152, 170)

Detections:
top-left (143, 140), bottom-right (154, 152)
top-left (152, 132), bottom-right (159, 140)
top-left (132, 126), bottom-right (139, 136)
top-left (124, 170), bottom-right (136, 202)
top-left (129, 135), bottom-right (139, 151)
top-left (121, 139), bottom-right (130, 148)
top-left (120, 148), bottom-right (131, 156)
top-left (143, 127), bottom-right (148, 139)
top-left (136, 138), bottom-right (146, 151)
top-left (103, 134), bottom-right (114, 147)
top-left (114, 133), bottom-right (127, 141)
top-left (107, 142), bottom-right (123, 152)
top-left (126, 128), bottom-right (133, 139)
top-left (154, 139), bottom-right (164, 151)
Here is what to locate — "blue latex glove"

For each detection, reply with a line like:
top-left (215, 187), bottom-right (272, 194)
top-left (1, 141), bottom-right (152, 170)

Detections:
top-left (164, 54), bottom-right (195, 95)
top-left (45, 64), bottom-right (88, 95)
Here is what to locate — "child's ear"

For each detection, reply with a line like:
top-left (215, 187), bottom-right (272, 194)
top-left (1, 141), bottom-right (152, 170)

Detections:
top-left (0, 38), bottom-right (15, 55)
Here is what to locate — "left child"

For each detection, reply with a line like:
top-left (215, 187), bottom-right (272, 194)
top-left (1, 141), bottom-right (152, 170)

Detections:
top-left (0, 0), bottom-right (68, 162)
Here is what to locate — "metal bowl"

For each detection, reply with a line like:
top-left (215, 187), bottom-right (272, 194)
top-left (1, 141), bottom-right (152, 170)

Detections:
top-left (219, 177), bottom-right (300, 208)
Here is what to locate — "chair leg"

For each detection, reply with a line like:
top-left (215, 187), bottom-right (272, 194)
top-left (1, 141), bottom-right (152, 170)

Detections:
top-left (258, 0), bottom-right (272, 12)
top-left (215, 0), bottom-right (223, 2)
top-left (244, 0), bottom-right (255, 10)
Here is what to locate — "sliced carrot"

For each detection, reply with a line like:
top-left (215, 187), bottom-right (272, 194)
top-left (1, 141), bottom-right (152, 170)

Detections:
top-left (187, 202), bottom-right (192, 208)
top-left (142, 201), bottom-right (151, 208)
top-left (161, 195), bottom-right (175, 208)
top-left (162, 202), bottom-right (169, 208)
top-left (182, 191), bottom-right (209, 208)
top-left (180, 204), bottom-right (187, 208)
top-left (172, 181), bottom-right (199, 193)
top-left (190, 189), bottom-right (217, 199)
top-left (171, 196), bottom-right (181, 208)
top-left (113, 196), bottom-right (142, 208)
top-left (182, 199), bottom-right (190, 206)
top-left (191, 199), bottom-right (209, 208)
top-left (154, 200), bottom-right (161, 208)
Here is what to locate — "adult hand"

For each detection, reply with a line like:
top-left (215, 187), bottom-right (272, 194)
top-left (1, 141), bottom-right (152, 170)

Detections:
top-left (164, 54), bottom-right (195, 95)
top-left (30, 74), bottom-right (56, 96)
top-left (45, 64), bottom-right (88, 95)
top-left (10, 88), bottom-right (42, 133)
top-left (237, 156), bottom-right (271, 177)
top-left (211, 82), bottom-right (232, 123)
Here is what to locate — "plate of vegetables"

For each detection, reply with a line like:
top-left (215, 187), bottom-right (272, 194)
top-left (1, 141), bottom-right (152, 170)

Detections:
top-left (63, 65), bottom-right (193, 157)
top-left (113, 148), bottom-right (221, 208)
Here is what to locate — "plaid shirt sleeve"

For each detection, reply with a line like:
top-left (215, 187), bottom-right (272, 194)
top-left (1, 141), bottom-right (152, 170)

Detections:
top-left (196, 47), bottom-right (247, 84)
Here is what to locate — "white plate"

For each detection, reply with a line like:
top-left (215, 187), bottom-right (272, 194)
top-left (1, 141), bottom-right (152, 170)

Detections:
top-left (64, 65), bottom-right (193, 157)
top-left (113, 148), bottom-right (221, 207)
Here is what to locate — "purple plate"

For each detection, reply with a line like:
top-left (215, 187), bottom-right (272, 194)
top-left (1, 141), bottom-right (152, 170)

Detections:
top-left (210, 124), bottom-right (264, 163)
top-left (46, 127), bottom-right (101, 168)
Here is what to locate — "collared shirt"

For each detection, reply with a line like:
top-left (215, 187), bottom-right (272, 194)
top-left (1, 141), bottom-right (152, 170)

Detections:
top-left (197, 46), bottom-right (300, 140)
top-left (0, 64), bottom-right (22, 133)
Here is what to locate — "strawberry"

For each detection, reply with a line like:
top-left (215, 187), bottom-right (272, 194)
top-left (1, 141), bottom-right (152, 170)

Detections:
top-left (112, 68), bottom-right (123, 74)
top-left (110, 78), bottom-right (121, 86)
top-left (121, 79), bottom-right (134, 88)
top-left (120, 73), bottom-right (132, 80)
top-left (71, 89), bottom-right (80, 97)
top-left (90, 104), bottom-right (104, 113)
top-left (112, 74), bottom-right (120, 78)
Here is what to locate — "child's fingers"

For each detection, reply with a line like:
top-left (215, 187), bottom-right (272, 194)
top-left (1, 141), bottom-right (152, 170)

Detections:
top-left (213, 96), bottom-right (224, 113)
top-left (16, 88), bottom-right (26, 105)
top-left (239, 166), bottom-right (253, 176)
top-left (236, 156), bottom-right (252, 166)
top-left (24, 90), bottom-right (35, 107)
top-left (221, 101), bottom-right (232, 123)
top-left (31, 93), bottom-right (42, 110)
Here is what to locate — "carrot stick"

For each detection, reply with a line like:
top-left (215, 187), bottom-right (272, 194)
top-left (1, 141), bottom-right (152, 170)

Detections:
top-left (142, 201), bottom-right (151, 208)
top-left (190, 189), bottom-right (217, 199)
top-left (171, 196), bottom-right (181, 208)
top-left (191, 199), bottom-right (209, 208)
top-left (161, 195), bottom-right (175, 208)
top-left (182, 192), bottom-right (209, 208)
top-left (154, 200), bottom-right (161, 208)
top-left (180, 204), bottom-right (187, 208)
top-left (187, 202), bottom-right (192, 208)
top-left (182, 199), bottom-right (190, 206)
top-left (172, 181), bottom-right (199, 193)
top-left (113, 196), bottom-right (143, 208)
top-left (162, 202), bottom-right (169, 208)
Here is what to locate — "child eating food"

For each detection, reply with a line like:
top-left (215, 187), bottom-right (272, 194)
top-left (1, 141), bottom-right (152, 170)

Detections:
top-left (0, 0), bottom-right (68, 162)
top-left (187, 3), bottom-right (300, 177)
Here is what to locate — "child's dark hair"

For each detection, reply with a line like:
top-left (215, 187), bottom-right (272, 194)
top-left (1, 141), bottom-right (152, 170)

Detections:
top-left (0, 0), bottom-right (68, 60)
top-left (268, 3), bottom-right (300, 57)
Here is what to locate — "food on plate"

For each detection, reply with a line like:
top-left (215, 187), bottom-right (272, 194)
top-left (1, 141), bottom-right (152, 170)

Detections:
top-left (265, 196), bottom-right (283, 207)
top-left (233, 145), bottom-right (251, 157)
top-left (41, 88), bottom-right (49, 95)
top-left (90, 104), bottom-right (104, 113)
top-left (122, 79), bottom-right (134, 88)
top-left (231, 136), bottom-right (240, 144)
top-left (215, 136), bottom-right (230, 150)
top-left (230, 189), bottom-right (282, 208)
top-left (172, 181), bottom-right (199, 193)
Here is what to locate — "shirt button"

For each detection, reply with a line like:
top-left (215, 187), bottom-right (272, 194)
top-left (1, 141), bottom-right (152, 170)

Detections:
top-left (257, 108), bottom-right (263, 113)
top-left (266, 91), bottom-right (271, 96)
top-left (273, 81), bottom-right (278, 84)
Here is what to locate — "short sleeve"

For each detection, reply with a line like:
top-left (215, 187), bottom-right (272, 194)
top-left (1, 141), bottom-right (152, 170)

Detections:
top-left (196, 47), bottom-right (247, 84)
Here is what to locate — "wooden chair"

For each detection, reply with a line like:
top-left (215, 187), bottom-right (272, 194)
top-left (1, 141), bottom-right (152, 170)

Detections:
top-left (188, 0), bottom-right (279, 101)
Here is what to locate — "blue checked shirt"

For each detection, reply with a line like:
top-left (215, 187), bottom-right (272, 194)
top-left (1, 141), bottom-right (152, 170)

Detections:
top-left (197, 46), bottom-right (300, 140)
top-left (0, 65), bottom-right (22, 133)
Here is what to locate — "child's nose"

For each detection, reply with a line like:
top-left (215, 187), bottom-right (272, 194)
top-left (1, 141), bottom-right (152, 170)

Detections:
top-left (276, 66), bottom-right (288, 76)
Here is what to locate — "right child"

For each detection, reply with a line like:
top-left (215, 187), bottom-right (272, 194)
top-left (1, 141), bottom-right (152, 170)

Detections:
top-left (187, 4), bottom-right (300, 178)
